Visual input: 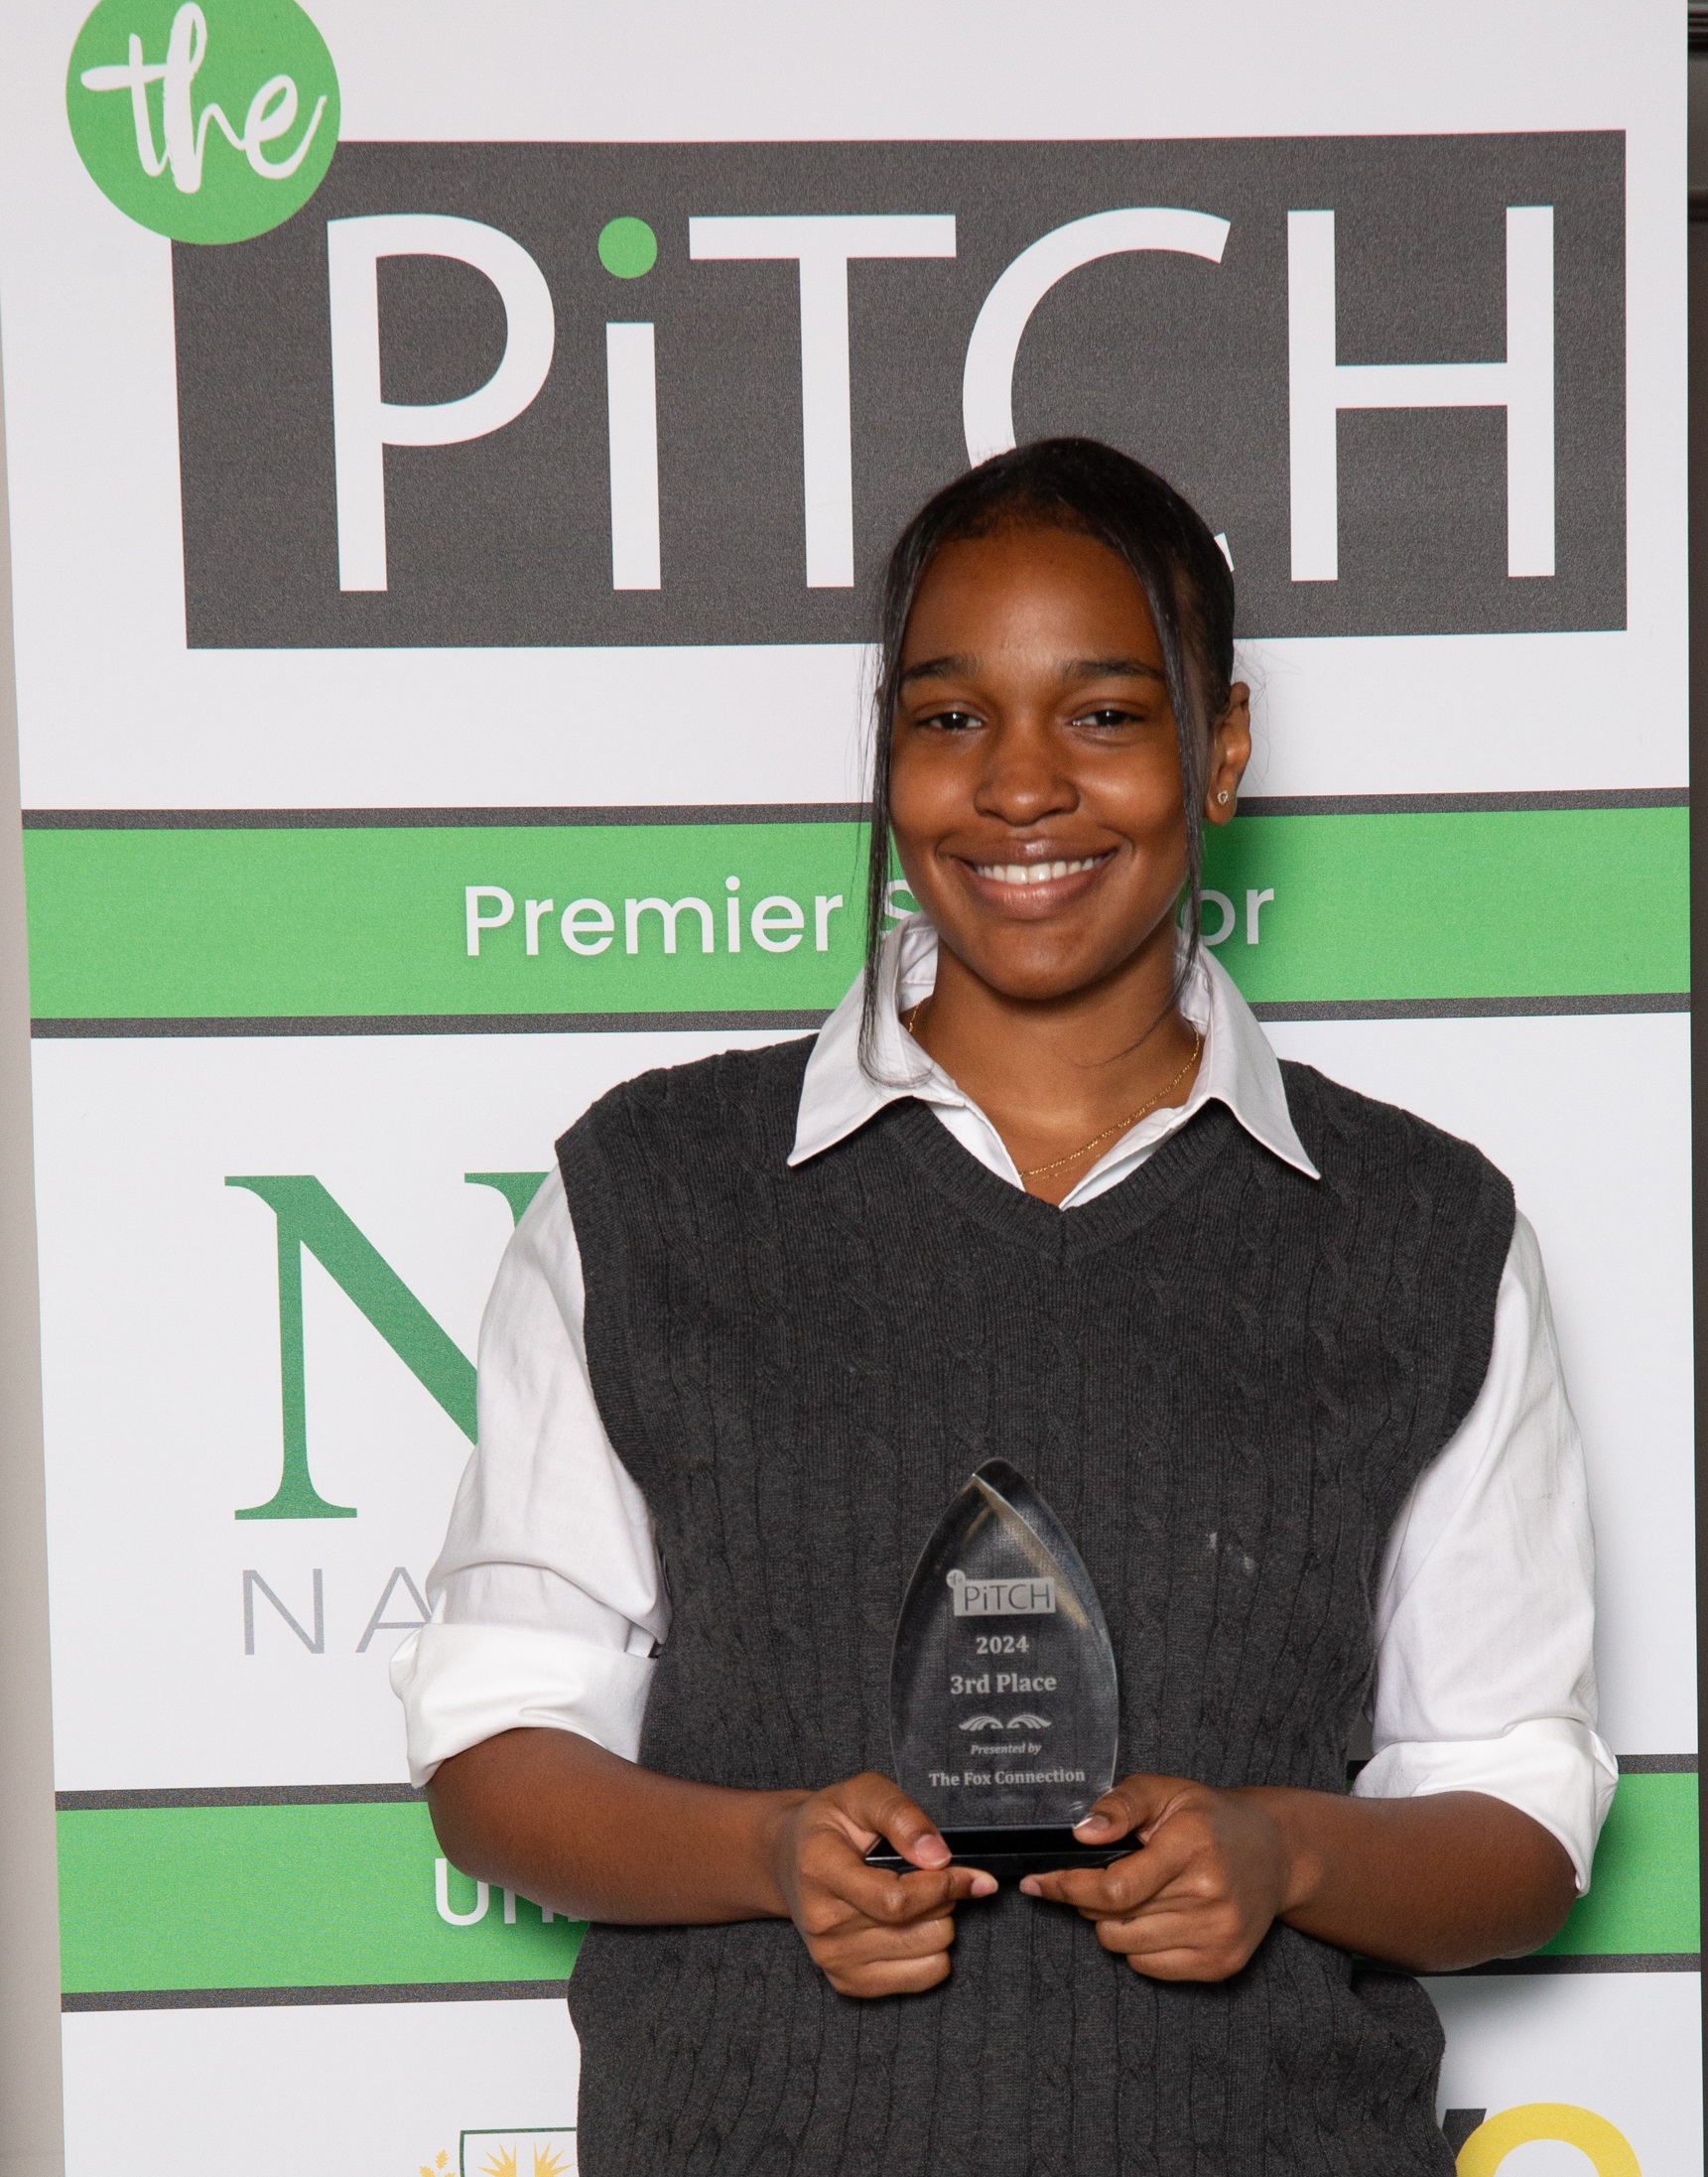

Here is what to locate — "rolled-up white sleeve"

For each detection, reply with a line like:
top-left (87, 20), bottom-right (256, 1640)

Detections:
top-left (1353, 1211), bottom-right (1618, 1892)
top-left (389, 1172), bottom-right (667, 1784)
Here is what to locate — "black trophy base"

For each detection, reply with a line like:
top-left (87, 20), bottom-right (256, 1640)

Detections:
top-left (865, 1825), bottom-right (1132, 1882)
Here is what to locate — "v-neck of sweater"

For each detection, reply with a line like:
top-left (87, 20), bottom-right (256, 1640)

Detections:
top-left (876, 1090), bottom-right (1248, 1264)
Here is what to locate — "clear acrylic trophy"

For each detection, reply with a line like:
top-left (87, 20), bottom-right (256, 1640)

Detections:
top-left (867, 1460), bottom-right (1127, 1881)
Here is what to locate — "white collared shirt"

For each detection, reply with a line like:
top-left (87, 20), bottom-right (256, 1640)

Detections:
top-left (392, 920), bottom-right (1617, 1889)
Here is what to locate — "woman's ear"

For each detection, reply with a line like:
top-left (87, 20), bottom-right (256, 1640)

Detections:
top-left (1204, 682), bottom-right (1252, 827)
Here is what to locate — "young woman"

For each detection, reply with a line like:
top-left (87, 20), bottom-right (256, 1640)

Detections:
top-left (395, 439), bottom-right (1612, 2175)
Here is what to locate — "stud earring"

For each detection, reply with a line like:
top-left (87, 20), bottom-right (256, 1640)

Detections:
top-left (1216, 789), bottom-right (1230, 805)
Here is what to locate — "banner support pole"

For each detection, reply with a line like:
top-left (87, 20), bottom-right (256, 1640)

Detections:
top-left (0, 329), bottom-right (66, 2177)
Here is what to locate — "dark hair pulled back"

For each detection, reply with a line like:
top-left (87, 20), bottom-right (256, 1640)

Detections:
top-left (860, 435), bottom-right (1237, 1067)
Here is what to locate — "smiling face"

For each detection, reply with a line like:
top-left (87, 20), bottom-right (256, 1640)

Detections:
top-left (887, 520), bottom-right (1249, 1007)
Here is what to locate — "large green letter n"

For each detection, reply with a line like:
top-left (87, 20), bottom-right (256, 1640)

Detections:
top-left (226, 1175), bottom-right (478, 1521)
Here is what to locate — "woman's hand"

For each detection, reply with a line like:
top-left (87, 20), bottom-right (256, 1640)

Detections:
top-left (1019, 1773), bottom-right (1580, 1977)
top-left (429, 1732), bottom-right (997, 1980)
top-left (1020, 1773), bottom-right (1292, 1980)
top-left (769, 1771), bottom-right (996, 1996)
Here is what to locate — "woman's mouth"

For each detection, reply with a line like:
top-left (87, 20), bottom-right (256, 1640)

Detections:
top-left (969, 853), bottom-right (1112, 887)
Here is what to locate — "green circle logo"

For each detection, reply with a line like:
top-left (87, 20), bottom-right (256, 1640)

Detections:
top-left (67, 0), bottom-right (339, 244)
top-left (597, 216), bottom-right (658, 280)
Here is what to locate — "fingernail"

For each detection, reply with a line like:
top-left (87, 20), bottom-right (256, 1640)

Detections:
top-left (1019, 1877), bottom-right (1040, 1896)
top-left (1076, 1815), bottom-right (1112, 1833)
top-left (972, 1874), bottom-right (997, 1897)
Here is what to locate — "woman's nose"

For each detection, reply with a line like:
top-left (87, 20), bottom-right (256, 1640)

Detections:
top-left (972, 726), bottom-right (1077, 824)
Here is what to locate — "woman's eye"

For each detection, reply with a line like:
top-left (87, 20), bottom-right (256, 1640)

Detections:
top-left (918, 708), bottom-right (982, 733)
top-left (1074, 707), bottom-right (1142, 731)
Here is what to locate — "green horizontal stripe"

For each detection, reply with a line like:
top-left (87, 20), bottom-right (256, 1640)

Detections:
top-left (1205, 808), bottom-right (1686, 1003)
top-left (56, 1772), bottom-right (1696, 1993)
top-left (58, 1801), bottom-right (583, 1992)
top-left (1538, 1769), bottom-right (1699, 1958)
top-left (22, 807), bottom-right (1687, 1020)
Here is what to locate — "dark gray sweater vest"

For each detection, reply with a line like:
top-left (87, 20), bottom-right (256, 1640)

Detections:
top-left (555, 1035), bottom-right (1514, 2177)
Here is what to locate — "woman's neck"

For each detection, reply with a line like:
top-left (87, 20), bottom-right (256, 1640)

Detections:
top-left (906, 922), bottom-right (1204, 1205)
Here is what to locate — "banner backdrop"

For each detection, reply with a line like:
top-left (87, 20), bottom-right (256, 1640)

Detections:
top-left (0, 2), bottom-right (1696, 2171)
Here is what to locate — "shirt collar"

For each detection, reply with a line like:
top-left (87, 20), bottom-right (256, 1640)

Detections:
top-left (790, 915), bottom-right (1319, 1186)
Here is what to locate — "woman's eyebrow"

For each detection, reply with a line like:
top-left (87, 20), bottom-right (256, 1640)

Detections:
top-left (896, 653), bottom-right (973, 687)
top-left (1063, 656), bottom-right (1167, 683)
top-left (898, 653), bottom-right (1166, 688)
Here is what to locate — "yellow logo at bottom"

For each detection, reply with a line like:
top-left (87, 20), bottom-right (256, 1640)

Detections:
top-left (1457, 2104), bottom-right (1640, 2175)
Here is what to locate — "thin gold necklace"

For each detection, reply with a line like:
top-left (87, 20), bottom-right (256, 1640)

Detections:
top-left (902, 1001), bottom-right (1203, 1180)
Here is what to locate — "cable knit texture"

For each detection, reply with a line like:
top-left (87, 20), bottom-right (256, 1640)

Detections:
top-left (555, 1035), bottom-right (1515, 2177)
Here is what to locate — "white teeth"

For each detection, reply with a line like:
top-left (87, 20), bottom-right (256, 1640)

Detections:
top-left (973, 855), bottom-right (1102, 884)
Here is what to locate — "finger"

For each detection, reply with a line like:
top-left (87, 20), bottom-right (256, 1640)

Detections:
top-left (1021, 1839), bottom-right (1183, 1914)
top-left (823, 1951), bottom-right (954, 1999)
top-left (1069, 1773), bottom-right (1186, 1846)
top-left (1118, 1936), bottom-right (1255, 1983)
top-left (821, 1855), bottom-right (994, 1926)
top-left (1090, 1900), bottom-right (1229, 1948)
top-left (1093, 1906), bottom-right (1259, 1979)
top-left (818, 1912), bottom-right (959, 1970)
top-left (836, 1773), bottom-right (957, 1871)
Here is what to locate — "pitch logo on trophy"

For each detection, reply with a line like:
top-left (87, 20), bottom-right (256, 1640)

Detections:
top-left (67, 0), bottom-right (338, 242)
top-left (948, 1567), bottom-right (1058, 1617)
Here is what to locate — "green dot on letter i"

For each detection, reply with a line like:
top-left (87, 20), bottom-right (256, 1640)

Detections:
top-left (598, 217), bottom-right (658, 279)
